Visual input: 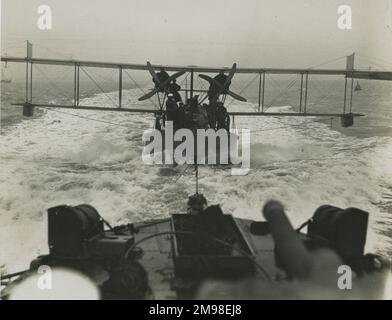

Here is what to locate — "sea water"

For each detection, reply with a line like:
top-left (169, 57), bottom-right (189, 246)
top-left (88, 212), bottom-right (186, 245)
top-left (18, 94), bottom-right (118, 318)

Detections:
top-left (0, 77), bottom-right (391, 274)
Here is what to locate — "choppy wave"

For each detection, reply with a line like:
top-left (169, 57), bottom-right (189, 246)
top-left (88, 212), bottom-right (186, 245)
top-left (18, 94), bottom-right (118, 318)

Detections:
top-left (0, 88), bottom-right (391, 272)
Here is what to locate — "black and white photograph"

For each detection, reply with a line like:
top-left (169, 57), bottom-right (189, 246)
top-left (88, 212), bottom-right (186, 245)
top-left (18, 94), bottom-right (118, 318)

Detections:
top-left (0, 0), bottom-right (391, 303)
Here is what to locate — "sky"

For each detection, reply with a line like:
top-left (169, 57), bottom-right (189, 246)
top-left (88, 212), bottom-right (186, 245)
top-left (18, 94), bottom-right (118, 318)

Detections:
top-left (1, 0), bottom-right (392, 69)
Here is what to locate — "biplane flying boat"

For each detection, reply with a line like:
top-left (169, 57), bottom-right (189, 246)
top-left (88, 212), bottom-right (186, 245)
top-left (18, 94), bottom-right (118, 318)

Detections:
top-left (137, 61), bottom-right (246, 134)
top-left (1, 44), bottom-right (392, 300)
top-left (2, 42), bottom-right (392, 151)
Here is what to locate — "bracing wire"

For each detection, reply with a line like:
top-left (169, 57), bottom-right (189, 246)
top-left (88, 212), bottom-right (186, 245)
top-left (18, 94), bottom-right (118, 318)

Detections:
top-left (261, 55), bottom-right (348, 111)
top-left (30, 66), bottom-right (154, 129)
top-left (308, 76), bottom-right (346, 110)
top-left (196, 75), bottom-right (208, 102)
top-left (174, 164), bottom-right (191, 183)
top-left (307, 55), bottom-right (347, 70)
top-left (34, 65), bottom-right (72, 101)
top-left (356, 53), bottom-right (392, 70)
top-left (225, 73), bottom-right (259, 108)
top-left (123, 69), bottom-right (159, 109)
top-left (80, 66), bottom-right (118, 107)
top-left (264, 75), bottom-right (299, 110)
top-left (81, 66), bottom-right (119, 85)
top-left (34, 44), bottom-right (75, 60)
top-left (42, 107), bottom-right (130, 128)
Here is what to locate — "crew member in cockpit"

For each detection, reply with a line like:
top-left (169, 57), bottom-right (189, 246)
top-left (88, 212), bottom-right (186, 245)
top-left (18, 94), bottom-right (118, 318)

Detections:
top-left (216, 102), bottom-right (230, 131)
top-left (168, 79), bottom-right (182, 102)
top-left (189, 96), bottom-right (209, 129)
top-left (166, 93), bottom-right (180, 131)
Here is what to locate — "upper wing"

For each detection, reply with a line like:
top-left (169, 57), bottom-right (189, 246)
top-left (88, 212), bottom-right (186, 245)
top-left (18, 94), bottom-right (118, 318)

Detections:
top-left (2, 56), bottom-right (392, 80)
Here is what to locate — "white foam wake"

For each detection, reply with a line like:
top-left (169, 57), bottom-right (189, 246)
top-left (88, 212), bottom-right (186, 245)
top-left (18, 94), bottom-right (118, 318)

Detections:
top-left (0, 88), bottom-right (391, 272)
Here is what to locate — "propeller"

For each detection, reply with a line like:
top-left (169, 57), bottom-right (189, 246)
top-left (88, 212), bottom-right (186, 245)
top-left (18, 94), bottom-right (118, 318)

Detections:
top-left (198, 66), bottom-right (247, 102)
top-left (199, 63), bottom-right (237, 99)
top-left (147, 61), bottom-right (161, 85)
top-left (219, 63), bottom-right (237, 95)
top-left (138, 62), bottom-right (185, 101)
